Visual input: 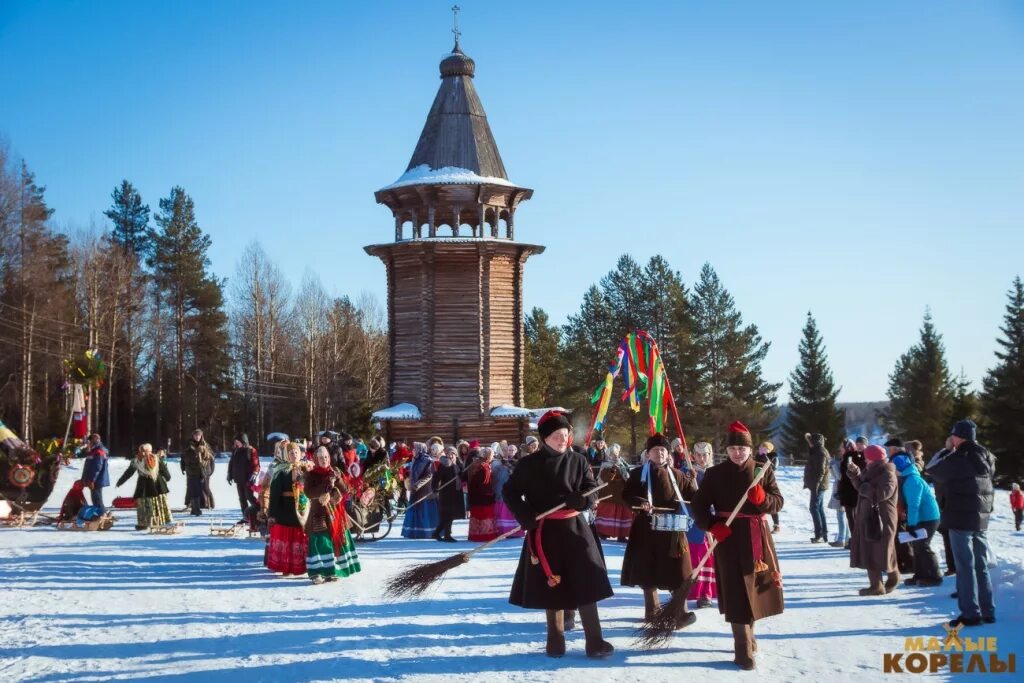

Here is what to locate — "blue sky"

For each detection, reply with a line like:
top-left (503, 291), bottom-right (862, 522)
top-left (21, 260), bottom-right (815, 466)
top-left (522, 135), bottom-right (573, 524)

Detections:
top-left (1, 1), bottom-right (1022, 402)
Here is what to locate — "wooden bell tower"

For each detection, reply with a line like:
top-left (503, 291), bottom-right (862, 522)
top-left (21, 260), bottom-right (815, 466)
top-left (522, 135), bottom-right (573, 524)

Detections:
top-left (365, 39), bottom-right (545, 443)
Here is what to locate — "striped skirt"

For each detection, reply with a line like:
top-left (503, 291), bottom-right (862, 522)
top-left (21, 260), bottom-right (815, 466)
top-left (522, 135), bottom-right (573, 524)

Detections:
top-left (494, 501), bottom-right (524, 538)
top-left (687, 536), bottom-right (718, 600)
top-left (594, 500), bottom-right (634, 538)
top-left (137, 495), bottom-right (173, 529)
top-left (336, 529), bottom-right (361, 577)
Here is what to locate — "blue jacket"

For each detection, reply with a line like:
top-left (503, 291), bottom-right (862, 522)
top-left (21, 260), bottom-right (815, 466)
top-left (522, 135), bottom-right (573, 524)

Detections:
top-left (898, 465), bottom-right (940, 528)
top-left (81, 444), bottom-right (111, 487)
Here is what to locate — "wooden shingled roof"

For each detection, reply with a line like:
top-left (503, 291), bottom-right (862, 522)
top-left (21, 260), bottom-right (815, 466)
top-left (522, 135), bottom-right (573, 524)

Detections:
top-left (404, 46), bottom-right (509, 180)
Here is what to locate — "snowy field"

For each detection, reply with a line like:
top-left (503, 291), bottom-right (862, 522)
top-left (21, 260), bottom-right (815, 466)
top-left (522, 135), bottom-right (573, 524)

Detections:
top-left (1, 458), bottom-right (1022, 683)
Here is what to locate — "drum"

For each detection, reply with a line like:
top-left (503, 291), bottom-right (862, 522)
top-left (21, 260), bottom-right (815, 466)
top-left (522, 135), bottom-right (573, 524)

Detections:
top-left (650, 512), bottom-right (692, 532)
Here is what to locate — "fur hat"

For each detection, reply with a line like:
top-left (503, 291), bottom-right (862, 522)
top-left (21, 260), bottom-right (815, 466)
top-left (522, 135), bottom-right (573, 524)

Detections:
top-left (950, 419), bottom-right (977, 442)
top-left (427, 435), bottom-right (444, 447)
top-left (537, 410), bottom-right (572, 439)
top-left (864, 445), bottom-right (887, 463)
top-left (645, 433), bottom-right (671, 451)
top-left (805, 432), bottom-right (825, 446)
top-left (726, 421), bottom-right (753, 448)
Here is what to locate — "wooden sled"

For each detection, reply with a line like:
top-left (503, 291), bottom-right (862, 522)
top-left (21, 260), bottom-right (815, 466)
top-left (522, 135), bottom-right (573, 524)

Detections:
top-left (149, 521), bottom-right (185, 535)
top-left (59, 514), bottom-right (116, 531)
top-left (209, 521), bottom-right (245, 537)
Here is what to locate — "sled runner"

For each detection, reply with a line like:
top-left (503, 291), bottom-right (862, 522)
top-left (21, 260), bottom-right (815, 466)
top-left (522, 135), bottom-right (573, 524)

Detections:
top-left (150, 521), bottom-right (185, 535)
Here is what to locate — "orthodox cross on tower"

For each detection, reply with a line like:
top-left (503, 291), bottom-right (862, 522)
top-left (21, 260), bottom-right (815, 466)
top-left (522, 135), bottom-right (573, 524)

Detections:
top-left (451, 5), bottom-right (461, 49)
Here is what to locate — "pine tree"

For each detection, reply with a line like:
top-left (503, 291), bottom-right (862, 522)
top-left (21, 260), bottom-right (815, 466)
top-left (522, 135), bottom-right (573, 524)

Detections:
top-left (883, 310), bottom-right (954, 452)
top-left (981, 276), bottom-right (1024, 486)
top-left (104, 180), bottom-right (151, 450)
top-left (524, 307), bottom-right (563, 408)
top-left (948, 370), bottom-right (980, 426)
top-left (781, 312), bottom-right (844, 459)
top-left (690, 263), bottom-right (780, 448)
top-left (148, 186), bottom-right (226, 448)
top-left (104, 180), bottom-right (151, 256)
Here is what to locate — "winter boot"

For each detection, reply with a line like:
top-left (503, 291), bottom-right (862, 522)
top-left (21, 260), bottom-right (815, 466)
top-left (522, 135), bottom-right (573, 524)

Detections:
top-left (884, 570), bottom-right (900, 594)
top-left (579, 602), bottom-right (614, 659)
top-left (643, 588), bottom-right (659, 621)
top-left (544, 609), bottom-right (565, 658)
top-left (563, 609), bottom-right (576, 631)
top-left (730, 622), bottom-right (755, 670)
top-left (670, 589), bottom-right (697, 629)
top-left (859, 570), bottom-right (885, 596)
top-left (751, 624), bottom-right (758, 653)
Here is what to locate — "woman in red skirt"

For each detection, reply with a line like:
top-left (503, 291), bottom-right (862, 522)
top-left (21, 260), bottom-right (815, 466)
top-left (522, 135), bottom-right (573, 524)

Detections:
top-left (466, 445), bottom-right (499, 541)
top-left (265, 442), bottom-right (309, 575)
top-left (594, 444), bottom-right (634, 541)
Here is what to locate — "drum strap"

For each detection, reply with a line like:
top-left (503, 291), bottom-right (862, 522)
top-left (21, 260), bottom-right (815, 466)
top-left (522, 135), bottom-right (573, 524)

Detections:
top-left (642, 462), bottom-right (691, 517)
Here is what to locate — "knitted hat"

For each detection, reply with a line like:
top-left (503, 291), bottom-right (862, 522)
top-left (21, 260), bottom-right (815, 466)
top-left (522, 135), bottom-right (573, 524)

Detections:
top-left (537, 410), bottom-right (572, 439)
top-left (854, 436), bottom-right (868, 445)
top-left (884, 437), bottom-right (903, 448)
top-left (645, 433), bottom-right (671, 451)
top-left (525, 435), bottom-right (539, 446)
top-left (864, 445), bottom-right (887, 462)
top-left (950, 419), bottom-right (977, 441)
top-left (726, 421), bottom-right (753, 448)
top-left (891, 454), bottom-right (913, 473)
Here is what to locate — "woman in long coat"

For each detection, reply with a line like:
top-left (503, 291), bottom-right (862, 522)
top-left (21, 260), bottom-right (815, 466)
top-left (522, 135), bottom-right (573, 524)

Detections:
top-left (503, 410), bottom-right (614, 659)
top-left (266, 442), bottom-right (308, 576)
top-left (847, 444), bottom-right (899, 595)
top-left (490, 449), bottom-right (522, 538)
top-left (692, 421), bottom-right (784, 671)
top-left (594, 444), bottom-right (634, 541)
top-left (304, 447), bottom-right (360, 583)
top-left (116, 443), bottom-right (173, 530)
top-left (401, 443), bottom-right (439, 539)
top-left (466, 446), bottom-right (499, 541)
top-left (431, 447), bottom-right (465, 541)
top-left (621, 433), bottom-right (697, 626)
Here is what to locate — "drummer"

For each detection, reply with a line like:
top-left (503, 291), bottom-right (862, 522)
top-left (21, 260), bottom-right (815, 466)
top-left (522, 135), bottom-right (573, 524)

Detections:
top-left (620, 433), bottom-right (698, 627)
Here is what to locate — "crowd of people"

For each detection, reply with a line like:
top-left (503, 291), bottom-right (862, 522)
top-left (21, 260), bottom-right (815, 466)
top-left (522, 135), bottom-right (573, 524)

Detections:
top-left (58, 410), bottom-right (1020, 670)
top-left (801, 420), bottom-right (1001, 628)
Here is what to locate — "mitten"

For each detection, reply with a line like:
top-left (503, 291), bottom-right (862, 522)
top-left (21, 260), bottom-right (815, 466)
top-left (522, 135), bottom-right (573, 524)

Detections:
top-left (564, 491), bottom-right (588, 510)
top-left (747, 484), bottom-right (766, 506)
top-left (709, 522), bottom-right (732, 543)
top-left (515, 512), bottom-right (539, 532)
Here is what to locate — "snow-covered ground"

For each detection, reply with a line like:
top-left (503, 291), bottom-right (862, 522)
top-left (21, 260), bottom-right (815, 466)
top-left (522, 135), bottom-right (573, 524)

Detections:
top-left (1, 458), bottom-right (1021, 682)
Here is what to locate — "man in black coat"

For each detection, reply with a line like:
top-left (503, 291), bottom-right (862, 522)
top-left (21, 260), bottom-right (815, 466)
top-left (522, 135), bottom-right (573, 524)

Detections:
top-left (228, 433), bottom-right (260, 516)
top-left (504, 410), bottom-right (614, 659)
top-left (926, 419), bottom-right (996, 627)
top-left (838, 437), bottom-right (867, 544)
top-left (803, 433), bottom-right (830, 543)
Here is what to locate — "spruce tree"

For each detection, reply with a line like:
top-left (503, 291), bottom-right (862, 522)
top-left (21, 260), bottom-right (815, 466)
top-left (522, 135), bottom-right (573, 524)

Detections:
top-left (690, 263), bottom-right (780, 448)
top-left (981, 276), bottom-right (1024, 485)
top-left (883, 310), bottom-right (953, 451)
top-left (781, 312), bottom-right (844, 459)
top-left (104, 180), bottom-right (151, 256)
top-left (524, 307), bottom-right (563, 408)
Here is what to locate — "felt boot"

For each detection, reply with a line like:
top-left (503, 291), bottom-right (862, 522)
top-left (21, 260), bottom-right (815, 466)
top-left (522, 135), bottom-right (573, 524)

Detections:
top-left (859, 570), bottom-right (885, 596)
top-left (545, 609), bottom-right (565, 658)
top-left (563, 609), bottom-right (576, 631)
top-left (884, 570), bottom-right (900, 594)
top-left (643, 587), bottom-right (659, 621)
top-left (670, 589), bottom-right (696, 629)
top-left (579, 602), bottom-right (614, 659)
top-left (731, 622), bottom-right (755, 670)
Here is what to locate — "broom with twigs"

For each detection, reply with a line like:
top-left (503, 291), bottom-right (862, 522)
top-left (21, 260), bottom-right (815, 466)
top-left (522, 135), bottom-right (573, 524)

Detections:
top-left (384, 481), bottom-right (608, 599)
top-left (635, 457), bottom-right (776, 649)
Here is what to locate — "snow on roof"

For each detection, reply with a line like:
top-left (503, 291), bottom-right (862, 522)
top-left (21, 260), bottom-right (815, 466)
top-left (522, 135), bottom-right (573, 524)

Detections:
top-left (380, 164), bottom-right (516, 191)
top-left (490, 406), bottom-right (570, 420)
top-left (371, 403), bottom-right (422, 421)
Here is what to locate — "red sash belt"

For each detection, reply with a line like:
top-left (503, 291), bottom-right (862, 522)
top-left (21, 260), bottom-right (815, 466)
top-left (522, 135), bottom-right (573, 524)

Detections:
top-left (716, 511), bottom-right (783, 587)
top-left (528, 509), bottom-right (580, 588)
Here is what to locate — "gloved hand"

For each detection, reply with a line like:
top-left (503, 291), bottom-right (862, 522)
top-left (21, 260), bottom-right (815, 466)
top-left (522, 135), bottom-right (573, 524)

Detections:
top-left (747, 484), bottom-right (766, 506)
top-left (564, 491), bottom-right (588, 511)
top-left (709, 522), bottom-right (732, 543)
top-left (905, 525), bottom-right (918, 534)
top-left (228, 478), bottom-right (234, 485)
top-left (515, 512), bottom-right (538, 532)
